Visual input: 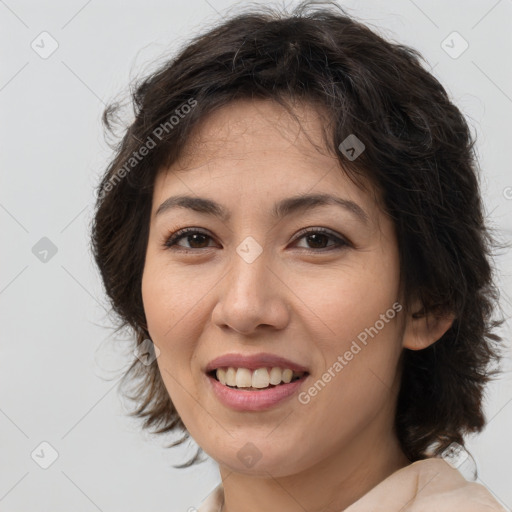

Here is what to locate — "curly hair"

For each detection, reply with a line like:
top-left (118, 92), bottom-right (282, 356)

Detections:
top-left (90, 0), bottom-right (504, 467)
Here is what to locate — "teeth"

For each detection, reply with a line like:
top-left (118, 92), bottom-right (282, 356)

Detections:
top-left (252, 368), bottom-right (269, 388)
top-left (225, 367), bottom-right (237, 387)
top-left (217, 368), bottom-right (227, 385)
top-left (282, 368), bottom-right (293, 383)
top-left (235, 368), bottom-right (252, 388)
top-left (214, 366), bottom-right (304, 389)
top-left (269, 367), bottom-right (282, 385)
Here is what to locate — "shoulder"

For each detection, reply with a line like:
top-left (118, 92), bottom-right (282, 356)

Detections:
top-left (195, 483), bottom-right (224, 512)
top-left (400, 458), bottom-right (507, 512)
top-left (345, 458), bottom-right (507, 512)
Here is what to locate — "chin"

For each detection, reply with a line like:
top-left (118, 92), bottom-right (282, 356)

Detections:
top-left (204, 437), bottom-right (309, 477)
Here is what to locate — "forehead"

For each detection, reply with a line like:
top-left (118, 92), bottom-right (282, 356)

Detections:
top-left (173, 98), bottom-right (333, 169)
top-left (153, 98), bottom-right (383, 224)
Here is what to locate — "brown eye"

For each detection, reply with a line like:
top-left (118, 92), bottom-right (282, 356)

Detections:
top-left (293, 228), bottom-right (349, 251)
top-left (181, 233), bottom-right (210, 248)
top-left (302, 233), bottom-right (331, 249)
top-left (163, 227), bottom-right (350, 253)
top-left (164, 228), bottom-right (216, 250)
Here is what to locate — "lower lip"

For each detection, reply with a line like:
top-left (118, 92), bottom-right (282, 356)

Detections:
top-left (207, 374), bottom-right (307, 411)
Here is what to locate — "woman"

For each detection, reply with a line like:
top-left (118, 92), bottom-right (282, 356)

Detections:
top-left (91, 2), bottom-right (507, 510)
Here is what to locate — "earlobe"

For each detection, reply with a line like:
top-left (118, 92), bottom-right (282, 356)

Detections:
top-left (402, 301), bottom-right (456, 351)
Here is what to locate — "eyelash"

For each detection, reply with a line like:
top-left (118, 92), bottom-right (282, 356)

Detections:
top-left (162, 227), bottom-right (350, 253)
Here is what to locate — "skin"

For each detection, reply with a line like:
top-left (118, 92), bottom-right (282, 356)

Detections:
top-left (141, 98), bottom-right (454, 512)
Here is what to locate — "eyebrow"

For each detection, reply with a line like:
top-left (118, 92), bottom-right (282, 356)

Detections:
top-left (155, 193), bottom-right (369, 225)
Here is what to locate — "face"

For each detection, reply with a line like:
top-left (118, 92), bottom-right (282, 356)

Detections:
top-left (141, 98), bottom-right (407, 477)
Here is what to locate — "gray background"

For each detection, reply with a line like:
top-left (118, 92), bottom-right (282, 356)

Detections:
top-left (1, 0), bottom-right (511, 510)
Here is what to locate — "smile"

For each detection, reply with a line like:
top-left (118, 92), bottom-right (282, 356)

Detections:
top-left (210, 367), bottom-right (306, 390)
top-left (206, 367), bottom-right (309, 411)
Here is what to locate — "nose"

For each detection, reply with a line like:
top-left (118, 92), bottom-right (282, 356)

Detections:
top-left (211, 247), bottom-right (291, 336)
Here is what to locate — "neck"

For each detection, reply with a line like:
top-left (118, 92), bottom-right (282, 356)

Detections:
top-left (219, 421), bottom-right (410, 512)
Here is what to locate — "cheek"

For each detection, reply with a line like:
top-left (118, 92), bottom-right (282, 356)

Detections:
top-left (141, 267), bottom-right (187, 384)
top-left (292, 254), bottom-right (401, 350)
top-left (294, 257), bottom-right (403, 428)
top-left (141, 256), bottom-right (206, 339)
top-left (141, 258), bottom-right (208, 411)
top-left (298, 319), bottom-right (403, 447)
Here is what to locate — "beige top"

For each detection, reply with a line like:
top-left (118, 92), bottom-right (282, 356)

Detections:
top-left (192, 458), bottom-right (506, 512)
top-left (196, 483), bottom-right (223, 512)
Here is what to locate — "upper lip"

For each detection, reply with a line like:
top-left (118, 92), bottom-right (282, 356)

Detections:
top-left (204, 352), bottom-right (309, 373)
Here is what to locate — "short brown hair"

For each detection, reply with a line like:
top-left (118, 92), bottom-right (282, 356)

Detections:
top-left (90, 0), bottom-right (504, 466)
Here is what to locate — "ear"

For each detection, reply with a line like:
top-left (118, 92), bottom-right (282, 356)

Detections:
top-left (402, 300), bottom-right (456, 350)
